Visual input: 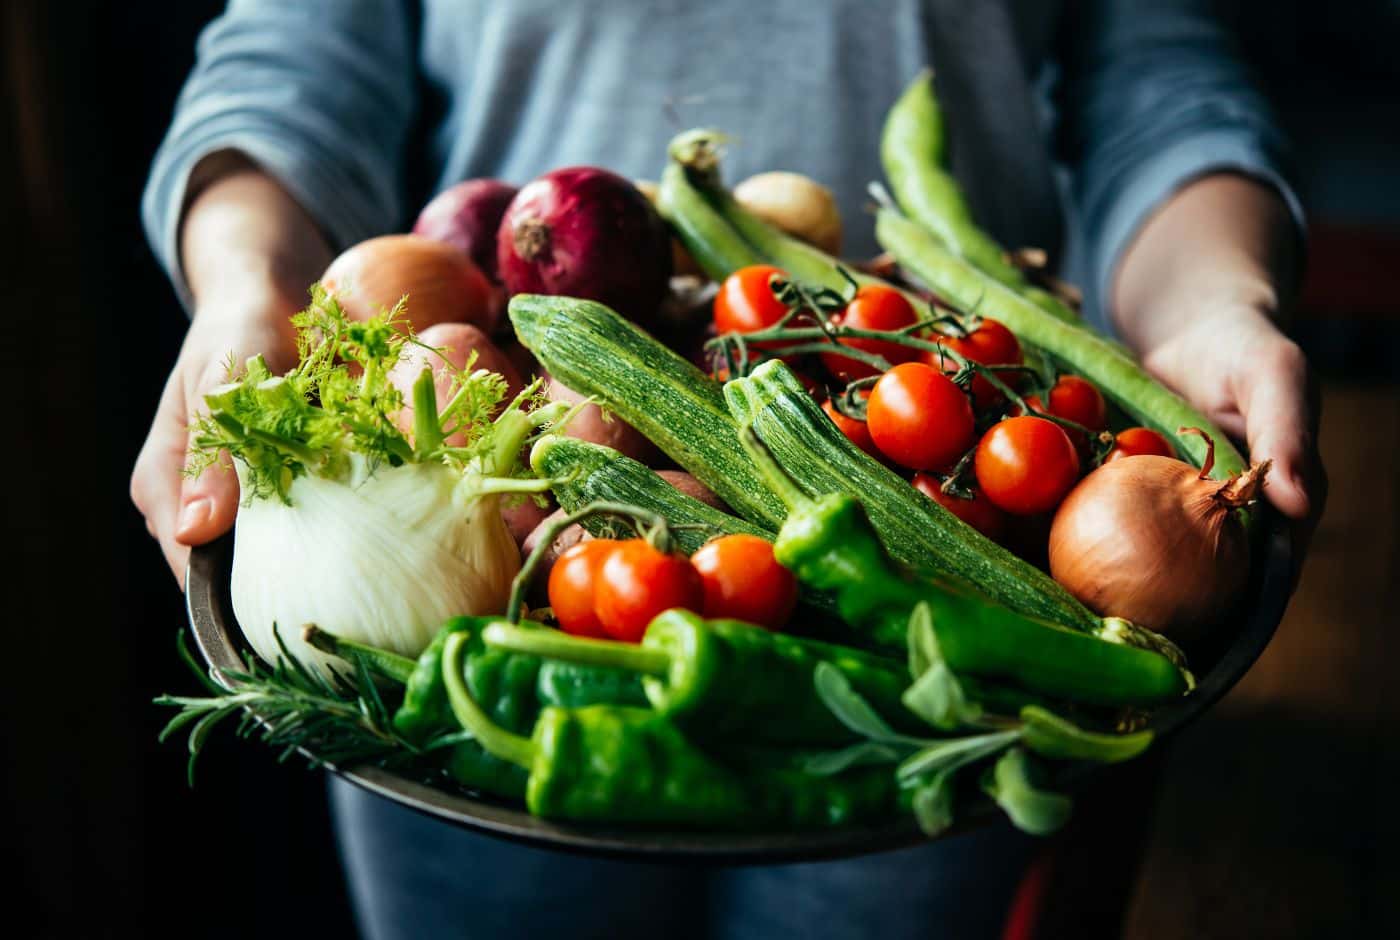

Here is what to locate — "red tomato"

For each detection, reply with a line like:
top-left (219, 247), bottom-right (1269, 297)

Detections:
top-left (547, 540), bottom-right (618, 638)
top-left (819, 285), bottom-right (919, 380)
top-left (690, 535), bottom-right (797, 629)
top-left (822, 397), bottom-right (879, 458)
top-left (867, 363), bottom-right (976, 470)
top-left (714, 265), bottom-right (790, 338)
top-left (1104, 426), bottom-right (1175, 462)
top-left (974, 416), bottom-right (1081, 515)
top-left (924, 318), bottom-right (1022, 407)
top-left (594, 539), bottom-right (704, 642)
top-left (1025, 375), bottom-right (1108, 431)
top-left (911, 474), bottom-right (1007, 540)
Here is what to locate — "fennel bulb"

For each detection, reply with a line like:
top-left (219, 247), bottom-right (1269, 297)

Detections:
top-left (189, 289), bottom-right (564, 673)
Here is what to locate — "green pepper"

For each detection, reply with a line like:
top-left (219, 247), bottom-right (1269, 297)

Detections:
top-left (739, 433), bottom-right (1192, 707)
top-left (482, 610), bottom-right (915, 746)
top-left (441, 631), bottom-right (898, 827)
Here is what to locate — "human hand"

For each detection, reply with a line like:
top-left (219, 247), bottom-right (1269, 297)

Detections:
top-left (130, 296), bottom-right (297, 586)
top-left (1134, 302), bottom-right (1326, 554)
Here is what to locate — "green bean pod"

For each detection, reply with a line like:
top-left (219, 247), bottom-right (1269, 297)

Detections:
top-left (656, 159), bottom-right (763, 280)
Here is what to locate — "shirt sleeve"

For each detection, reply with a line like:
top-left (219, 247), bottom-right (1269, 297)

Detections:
top-left (141, 0), bottom-right (417, 310)
top-left (1055, 0), bottom-right (1305, 332)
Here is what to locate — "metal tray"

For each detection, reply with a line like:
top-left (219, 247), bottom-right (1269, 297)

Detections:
top-left (184, 516), bottom-right (1292, 863)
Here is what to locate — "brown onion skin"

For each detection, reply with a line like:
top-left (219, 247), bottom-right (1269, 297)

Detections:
top-left (497, 167), bottom-right (672, 324)
top-left (1048, 454), bottom-right (1253, 643)
top-left (412, 179), bottom-right (518, 283)
top-left (387, 322), bottom-right (523, 446)
top-left (323, 234), bottom-right (496, 332)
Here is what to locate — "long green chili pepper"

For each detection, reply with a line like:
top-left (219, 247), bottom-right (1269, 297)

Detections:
top-left (738, 428), bottom-right (1192, 707)
top-left (441, 631), bottom-right (898, 827)
top-left (482, 610), bottom-right (917, 746)
top-left (881, 71), bottom-right (1079, 324)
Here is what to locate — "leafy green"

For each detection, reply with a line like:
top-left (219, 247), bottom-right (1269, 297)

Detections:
top-left (981, 748), bottom-right (1073, 836)
top-left (1019, 706), bottom-right (1153, 763)
top-left (902, 602), bottom-right (981, 730)
top-left (910, 768), bottom-right (958, 837)
top-left (812, 662), bottom-right (927, 747)
top-left (185, 286), bottom-right (529, 504)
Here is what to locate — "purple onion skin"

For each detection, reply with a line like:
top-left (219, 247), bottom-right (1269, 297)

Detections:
top-left (497, 166), bottom-right (673, 324)
top-left (413, 179), bottom-right (518, 283)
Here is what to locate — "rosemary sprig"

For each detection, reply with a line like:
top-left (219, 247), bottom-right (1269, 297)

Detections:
top-left (155, 629), bottom-right (459, 786)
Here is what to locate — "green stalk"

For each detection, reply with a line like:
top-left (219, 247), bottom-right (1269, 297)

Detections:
top-left (481, 623), bottom-right (671, 677)
top-left (411, 367), bottom-right (444, 457)
top-left (442, 633), bottom-right (537, 769)
top-left (301, 625), bottom-right (416, 683)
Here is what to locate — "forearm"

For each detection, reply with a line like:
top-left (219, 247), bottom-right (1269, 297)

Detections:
top-left (179, 153), bottom-right (333, 332)
top-left (1111, 174), bottom-right (1300, 351)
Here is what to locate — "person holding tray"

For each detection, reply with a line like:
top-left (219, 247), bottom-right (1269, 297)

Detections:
top-left (132, 1), bottom-right (1326, 937)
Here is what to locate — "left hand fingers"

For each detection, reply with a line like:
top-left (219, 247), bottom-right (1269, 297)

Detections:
top-left (1235, 338), bottom-right (1327, 548)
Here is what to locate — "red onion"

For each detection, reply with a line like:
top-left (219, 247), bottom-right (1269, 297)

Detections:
top-left (497, 167), bottom-right (672, 324)
top-left (412, 179), bottom-right (518, 284)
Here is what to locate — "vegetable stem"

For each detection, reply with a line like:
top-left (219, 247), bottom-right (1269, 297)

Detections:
top-left (411, 367), bottom-right (445, 457)
top-left (482, 623), bottom-right (671, 676)
top-left (737, 426), bottom-right (811, 512)
top-left (302, 625), bottom-right (416, 683)
top-left (441, 633), bottom-right (537, 769)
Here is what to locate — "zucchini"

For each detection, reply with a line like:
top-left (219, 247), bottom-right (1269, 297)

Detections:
top-left (874, 208), bottom-right (1246, 480)
top-left (508, 294), bottom-right (787, 530)
top-left (726, 360), bottom-right (1101, 633)
top-left (531, 435), bottom-right (771, 553)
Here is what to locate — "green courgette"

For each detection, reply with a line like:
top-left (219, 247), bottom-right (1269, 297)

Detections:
top-left (508, 294), bottom-right (787, 530)
top-left (531, 435), bottom-right (771, 552)
top-left (726, 359), bottom-right (1101, 633)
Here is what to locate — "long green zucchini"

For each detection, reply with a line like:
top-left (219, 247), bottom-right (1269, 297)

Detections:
top-left (874, 208), bottom-right (1246, 480)
top-left (726, 359), bottom-right (1101, 633)
top-left (531, 435), bottom-right (772, 552)
top-left (508, 294), bottom-right (787, 530)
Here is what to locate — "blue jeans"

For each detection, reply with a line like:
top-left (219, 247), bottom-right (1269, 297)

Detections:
top-left (330, 778), bottom-right (1035, 939)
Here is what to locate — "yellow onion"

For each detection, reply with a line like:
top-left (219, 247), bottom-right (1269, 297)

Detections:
top-left (1048, 432), bottom-right (1269, 642)
top-left (733, 171), bottom-right (843, 256)
top-left (322, 234), bottom-right (496, 332)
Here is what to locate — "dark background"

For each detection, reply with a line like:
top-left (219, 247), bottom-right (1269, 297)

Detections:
top-left (4, 2), bottom-right (1397, 937)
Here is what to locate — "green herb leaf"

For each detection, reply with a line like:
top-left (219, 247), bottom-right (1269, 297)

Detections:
top-left (981, 748), bottom-right (1073, 836)
top-left (910, 767), bottom-right (958, 837)
top-left (813, 662), bottom-right (927, 747)
top-left (902, 603), bottom-right (981, 730)
top-left (802, 740), bottom-right (906, 777)
top-left (1019, 706), bottom-right (1154, 763)
top-left (895, 729), bottom-right (1020, 783)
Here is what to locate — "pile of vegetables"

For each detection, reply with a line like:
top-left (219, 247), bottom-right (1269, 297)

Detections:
top-left (160, 71), bottom-right (1272, 841)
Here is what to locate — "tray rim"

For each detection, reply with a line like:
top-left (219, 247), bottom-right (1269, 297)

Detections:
top-left (182, 513), bottom-right (1292, 863)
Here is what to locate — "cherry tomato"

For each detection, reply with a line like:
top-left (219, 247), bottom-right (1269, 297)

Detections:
top-left (867, 363), bottom-right (976, 470)
top-left (822, 396), bottom-right (879, 458)
top-left (819, 285), bottom-right (919, 380)
top-left (974, 416), bottom-right (1081, 515)
top-left (911, 473), bottom-right (1007, 540)
top-left (924, 318), bottom-right (1021, 407)
top-left (594, 539), bottom-right (704, 642)
top-left (690, 534), bottom-right (797, 629)
top-left (714, 265), bottom-right (790, 339)
top-left (547, 540), bottom-right (618, 638)
top-left (1104, 426), bottom-right (1175, 462)
top-left (1025, 375), bottom-right (1107, 431)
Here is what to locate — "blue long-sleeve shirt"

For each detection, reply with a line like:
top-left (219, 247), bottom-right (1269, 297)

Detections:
top-left (143, 0), bottom-right (1302, 329)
